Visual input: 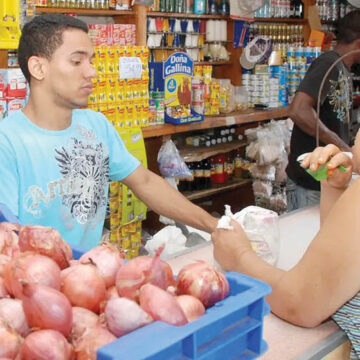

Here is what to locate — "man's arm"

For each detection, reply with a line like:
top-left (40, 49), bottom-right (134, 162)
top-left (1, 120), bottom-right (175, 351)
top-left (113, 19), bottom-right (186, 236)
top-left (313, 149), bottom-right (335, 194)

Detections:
top-left (289, 91), bottom-right (351, 151)
top-left (122, 165), bottom-right (218, 233)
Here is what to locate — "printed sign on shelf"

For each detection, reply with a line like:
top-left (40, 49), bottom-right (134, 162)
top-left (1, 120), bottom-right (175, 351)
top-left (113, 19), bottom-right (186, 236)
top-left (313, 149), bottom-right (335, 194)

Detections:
top-left (119, 57), bottom-right (143, 79)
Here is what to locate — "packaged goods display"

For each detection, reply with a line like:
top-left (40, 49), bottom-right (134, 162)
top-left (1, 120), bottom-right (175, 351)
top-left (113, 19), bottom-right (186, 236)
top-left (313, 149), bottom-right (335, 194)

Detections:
top-left (315, 0), bottom-right (357, 22)
top-left (87, 45), bottom-right (150, 129)
top-left (152, 0), bottom-right (229, 15)
top-left (108, 128), bottom-right (148, 259)
top-left (0, 69), bottom-right (28, 120)
top-left (255, 0), bottom-right (304, 19)
top-left (0, 220), bottom-right (270, 360)
top-left (245, 119), bottom-right (292, 214)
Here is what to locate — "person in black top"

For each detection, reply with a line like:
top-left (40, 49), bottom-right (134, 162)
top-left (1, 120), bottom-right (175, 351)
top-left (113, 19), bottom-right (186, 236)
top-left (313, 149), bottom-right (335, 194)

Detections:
top-left (286, 9), bottom-right (360, 211)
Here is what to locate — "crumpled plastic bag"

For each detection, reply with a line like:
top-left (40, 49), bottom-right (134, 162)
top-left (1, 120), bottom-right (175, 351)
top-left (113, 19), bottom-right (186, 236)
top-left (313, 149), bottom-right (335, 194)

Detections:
top-left (157, 140), bottom-right (192, 179)
top-left (144, 225), bottom-right (187, 260)
top-left (217, 205), bottom-right (280, 265)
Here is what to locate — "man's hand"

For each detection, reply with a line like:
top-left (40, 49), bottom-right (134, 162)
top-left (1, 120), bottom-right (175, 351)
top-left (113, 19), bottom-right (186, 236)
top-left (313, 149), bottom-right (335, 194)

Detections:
top-left (300, 144), bottom-right (353, 189)
top-left (211, 220), bottom-right (253, 272)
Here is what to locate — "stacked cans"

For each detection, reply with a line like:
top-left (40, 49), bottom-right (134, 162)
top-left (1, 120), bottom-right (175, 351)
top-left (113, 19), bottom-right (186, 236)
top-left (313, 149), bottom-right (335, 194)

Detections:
top-left (286, 46), bottom-right (321, 101)
top-left (242, 73), bottom-right (270, 108)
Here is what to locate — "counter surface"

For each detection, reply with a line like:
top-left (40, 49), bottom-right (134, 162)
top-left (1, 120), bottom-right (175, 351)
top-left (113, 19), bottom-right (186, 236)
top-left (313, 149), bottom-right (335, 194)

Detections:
top-left (167, 206), bottom-right (348, 360)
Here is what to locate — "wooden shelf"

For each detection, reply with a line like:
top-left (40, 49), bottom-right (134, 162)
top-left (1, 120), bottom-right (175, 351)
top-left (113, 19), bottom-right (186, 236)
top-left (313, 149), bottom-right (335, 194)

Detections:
top-left (194, 61), bottom-right (232, 66)
top-left (35, 6), bottom-right (134, 16)
top-left (183, 177), bottom-right (252, 201)
top-left (179, 140), bottom-right (247, 162)
top-left (142, 107), bottom-right (289, 138)
top-left (254, 17), bottom-right (307, 23)
top-left (147, 11), bottom-right (229, 19)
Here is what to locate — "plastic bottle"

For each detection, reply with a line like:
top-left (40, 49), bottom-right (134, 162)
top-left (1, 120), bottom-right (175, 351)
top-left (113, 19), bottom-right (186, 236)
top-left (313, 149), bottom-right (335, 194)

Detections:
top-left (194, 161), bottom-right (205, 190)
top-left (211, 154), bottom-right (227, 184)
top-left (203, 159), bottom-right (211, 189)
top-left (194, 0), bottom-right (205, 14)
top-left (234, 150), bottom-right (242, 178)
top-left (226, 154), bottom-right (234, 180)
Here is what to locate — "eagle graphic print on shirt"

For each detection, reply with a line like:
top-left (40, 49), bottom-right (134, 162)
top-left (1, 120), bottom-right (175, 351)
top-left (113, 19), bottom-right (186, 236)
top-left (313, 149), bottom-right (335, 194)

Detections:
top-left (23, 125), bottom-right (109, 225)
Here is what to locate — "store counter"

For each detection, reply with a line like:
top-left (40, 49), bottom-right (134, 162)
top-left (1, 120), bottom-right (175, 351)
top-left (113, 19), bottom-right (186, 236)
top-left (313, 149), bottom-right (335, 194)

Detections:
top-left (167, 206), bottom-right (350, 360)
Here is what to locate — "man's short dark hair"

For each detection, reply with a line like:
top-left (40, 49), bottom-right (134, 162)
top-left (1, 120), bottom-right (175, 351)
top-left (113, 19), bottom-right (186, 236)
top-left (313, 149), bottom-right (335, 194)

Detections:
top-left (337, 9), bottom-right (360, 44)
top-left (18, 14), bottom-right (88, 83)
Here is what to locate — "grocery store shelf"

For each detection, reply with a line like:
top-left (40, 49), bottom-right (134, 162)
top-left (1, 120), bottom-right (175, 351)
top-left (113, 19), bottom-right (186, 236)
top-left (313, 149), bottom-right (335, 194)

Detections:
top-left (254, 17), bottom-right (307, 23)
top-left (35, 6), bottom-right (135, 16)
top-left (183, 177), bottom-right (252, 201)
top-left (194, 60), bottom-right (232, 66)
top-left (179, 140), bottom-right (247, 162)
top-left (142, 107), bottom-right (289, 138)
top-left (147, 11), bottom-right (229, 19)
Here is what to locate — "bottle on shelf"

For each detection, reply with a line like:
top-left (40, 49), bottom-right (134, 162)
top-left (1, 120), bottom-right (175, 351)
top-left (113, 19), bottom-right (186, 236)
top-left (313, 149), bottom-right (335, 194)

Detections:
top-left (234, 149), bottom-right (242, 179)
top-left (211, 154), bottom-right (227, 184)
top-left (203, 159), bottom-right (211, 189)
top-left (294, 0), bottom-right (304, 19)
top-left (185, 162), bottom-right (195, 191)
top-left (194, 161), bottom-right (205, 190)
top-left (225, 154), bottom-right (234, 180)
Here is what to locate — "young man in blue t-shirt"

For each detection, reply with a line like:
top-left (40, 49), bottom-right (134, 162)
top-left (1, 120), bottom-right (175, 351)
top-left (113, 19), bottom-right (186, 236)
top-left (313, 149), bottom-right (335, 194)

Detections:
top-left (0, 14), bottom-right (217, 250)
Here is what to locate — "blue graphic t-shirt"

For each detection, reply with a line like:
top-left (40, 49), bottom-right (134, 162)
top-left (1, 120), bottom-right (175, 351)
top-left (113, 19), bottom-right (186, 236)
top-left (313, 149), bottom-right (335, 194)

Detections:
top-left (0, 109), bottom-right (140, 250)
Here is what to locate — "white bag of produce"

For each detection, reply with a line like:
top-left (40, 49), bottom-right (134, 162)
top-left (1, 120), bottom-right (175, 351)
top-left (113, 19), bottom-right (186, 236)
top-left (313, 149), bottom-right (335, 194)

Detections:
top-left (218, 205), bottom-right (280, 265)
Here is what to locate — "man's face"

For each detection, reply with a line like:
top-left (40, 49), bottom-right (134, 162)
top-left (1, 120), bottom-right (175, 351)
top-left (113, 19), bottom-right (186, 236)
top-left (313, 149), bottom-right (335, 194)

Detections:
top-left (43, 29), bottom-right (96, 109)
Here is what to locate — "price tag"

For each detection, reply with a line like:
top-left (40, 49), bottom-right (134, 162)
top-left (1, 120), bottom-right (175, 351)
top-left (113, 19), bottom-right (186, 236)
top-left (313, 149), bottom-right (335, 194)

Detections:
top-left (119, 57), bottom-right (143, 79)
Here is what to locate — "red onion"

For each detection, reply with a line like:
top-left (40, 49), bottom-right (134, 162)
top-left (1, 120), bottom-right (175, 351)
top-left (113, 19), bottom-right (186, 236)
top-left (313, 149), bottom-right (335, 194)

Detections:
top-left (176, 261), bottom-right (230, 308)
top-left (139, 284), bottom-right (187, 326)
top-left (0, 277), bottom-right (9, 298)
top-left (61, 263), bottom-right (106, 313)
top-left (176, 295), bottom-right (206, 322)
top-left (4, 252), bottom-right (61, 299)
top-left (0, 298), bottom-right (29, 336)
top-left (0, 222), bottom-right (20, 258)
top-left (22, 282), bottom-right (72, 337)
top-left (75, 326), bottom-right (116, 360)
top-left (0, 321), bottom-right (22, 359)
top-left (18, 225), bottom-right (72, 269)
top-left (104, 297), bottom-right (153, 337)
top-left (20, 329), bottom-right (74, 360)
top-left (0, 254), bottom-right (11, 277)
top-left (79, 244), bottom-right (124, 288)
top-left (115, 248), bottom-right (170, 300)
top-left (71, 307), bottom-right (99, 345)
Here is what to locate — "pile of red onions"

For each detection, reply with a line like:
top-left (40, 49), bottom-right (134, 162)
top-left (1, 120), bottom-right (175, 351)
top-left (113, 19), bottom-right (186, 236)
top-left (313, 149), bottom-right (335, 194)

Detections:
top-left (0, 223), bottom-right (230, 359)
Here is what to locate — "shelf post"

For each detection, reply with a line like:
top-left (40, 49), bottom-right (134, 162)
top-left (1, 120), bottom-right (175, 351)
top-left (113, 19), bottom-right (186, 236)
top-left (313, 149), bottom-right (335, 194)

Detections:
top-left (134, 4), bottom-right (147, 46)
top-left (0, 49), bottom-right (8, 68)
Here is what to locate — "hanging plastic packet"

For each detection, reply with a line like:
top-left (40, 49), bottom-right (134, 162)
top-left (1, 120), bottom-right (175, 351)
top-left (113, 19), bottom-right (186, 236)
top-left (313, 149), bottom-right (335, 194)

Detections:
top-left (157, 139), bottom-right (192, 179)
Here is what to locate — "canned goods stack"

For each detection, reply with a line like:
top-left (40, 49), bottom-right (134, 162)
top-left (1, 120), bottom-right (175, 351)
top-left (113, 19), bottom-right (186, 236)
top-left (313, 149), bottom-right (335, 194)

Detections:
top-left (35, 0), bottom-right (114, 9)
top-left (286, 46), bottom-right (321, 101)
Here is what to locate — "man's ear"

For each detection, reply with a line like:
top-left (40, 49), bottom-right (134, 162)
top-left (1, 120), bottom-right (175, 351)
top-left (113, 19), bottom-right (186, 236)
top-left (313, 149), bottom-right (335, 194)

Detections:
top-left (27, 56), bottom-right (47, 81)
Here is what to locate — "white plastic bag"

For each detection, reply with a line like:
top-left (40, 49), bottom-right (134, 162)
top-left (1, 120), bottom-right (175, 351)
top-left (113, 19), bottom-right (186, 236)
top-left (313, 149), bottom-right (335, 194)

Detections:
top-left (218, 205), bottom-right (280, 265)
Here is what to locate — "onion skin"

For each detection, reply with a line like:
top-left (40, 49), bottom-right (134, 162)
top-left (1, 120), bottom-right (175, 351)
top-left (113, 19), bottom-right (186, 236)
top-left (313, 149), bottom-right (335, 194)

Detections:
top-left (79, 244), bottom-right (124, 288)
top-left (0, 321), bottom-right (22, 359)
top-left (0, 277), bottom-right (9, 298)
top-left (22, 282), bottom-right (73, 337)
top-left (176, 262), bottom-right (230, 308)
top-left (75, 326), bottom-right (116, 360)
top-left (139, 284), bottom-right (188, 326)
top-left (0, 254), bottom-right (11, 277)
top-left (20, 329), bottom-right (75, 360)
top-left (3, 252), bottom-right (61, 299)
top-left (0, 223), bottom-right (20, 258)
top-left (61, 263), bottom-right (106, 314)
top-left (0, 298), bottom-right (29, 337)
top-left (70, 307), bottom-right (99, 346)
top-left (115, 248), bottom-right (171, 301)
top-left (176, 295), bottom-right (206, 322)
top-left (18, 225), bottom-right (72, 269)
top-left (104, 297), bottom-right (153, 337)
top-left (105, 286), bottom-right (119, 300)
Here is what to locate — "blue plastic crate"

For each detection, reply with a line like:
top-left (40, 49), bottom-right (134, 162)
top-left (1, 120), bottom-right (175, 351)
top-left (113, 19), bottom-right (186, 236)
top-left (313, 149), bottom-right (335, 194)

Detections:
top-left (0, 203), bottom-right (271, 360)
